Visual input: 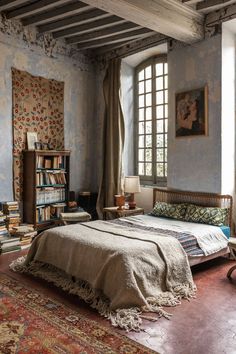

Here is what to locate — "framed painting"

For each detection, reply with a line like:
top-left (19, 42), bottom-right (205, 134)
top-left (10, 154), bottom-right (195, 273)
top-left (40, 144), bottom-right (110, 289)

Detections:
top-left (175, 85), bottom-right (208, 137)
top-left (27, 132), bottom-right (38, 150)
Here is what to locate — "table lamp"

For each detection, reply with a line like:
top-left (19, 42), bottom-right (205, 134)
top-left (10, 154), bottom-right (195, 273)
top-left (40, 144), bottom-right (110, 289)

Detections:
top-left (124, 176), bottom-right (141, 209)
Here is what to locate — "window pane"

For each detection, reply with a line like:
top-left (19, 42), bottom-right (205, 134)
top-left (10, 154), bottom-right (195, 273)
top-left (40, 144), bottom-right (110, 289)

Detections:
top-left (164, 148), bottom-right (167, 161)
top-left (164, 163), bottom-right (167, 177)
top-left (164, 63), bottom-right (168, 74)
top-left (139, 108), bottom-right (144, 121)
top-left (139, 135), bottom-right (144, 148)
top-left (156, 91), bottom-right (164, 104)
top-left (146, 121), bottom-right (152, 134)
top-left (164, 75), bottom-right (168, 89)
top-left (145, 149), bottom-right (152, 162)
top-left (157, 149), bottom-right (164, 161)
top-left (146, 107), bottom-right (152, 120)
top-left (145, 66), bottom-right (152, 79)
top-left (156, 77), bottom-right (163, 90)
top-left (146, 163), bottom-right (152, 176)
top-left (165, 104), bottom-right (168, 118)
top-left (156, 63), bottom-right (163, 76)
top-left (138, 149), bottom-right (144, 161)
top-left (164, 119), bottom-right (168, 132)
top-left (156, 105), bottom-right (164, 119)
top-left (164, 134), bottom-right (168, 147)
top-left (139, 70), bottom-right (144, 81)
top-left (146, 135), bottom-right (152, 148)
top-left (139, 81), bottom-right (144, 94)
top-left (157, 134), bottom-right (164, 147)
top-left (138, 163), bottom-right (144, 175)
top-left (164, 90), bottom-right (168, 103)
top-left (157, 163), bottom-right (164, 177)
top-left (139, 95), bottom-right (145, 107)
top-left (157, 120), bottom-right (163, 133)
top-left (146, 93), bottom-right (152, 106)
top-left (145, 79), bottom-right (152, 93)
top-left (139, 122), bottom-right (145, 134)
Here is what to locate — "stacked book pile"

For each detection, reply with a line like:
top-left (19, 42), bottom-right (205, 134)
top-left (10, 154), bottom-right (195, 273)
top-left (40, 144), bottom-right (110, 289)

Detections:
top-left (0, 211), bottom-right (8, 238)
top-left (0, 234), bottom-right (21, 254)
top-left (12, 225), bottom-right (37, 249)
top-left (3, 201), bottom-right (21, 234)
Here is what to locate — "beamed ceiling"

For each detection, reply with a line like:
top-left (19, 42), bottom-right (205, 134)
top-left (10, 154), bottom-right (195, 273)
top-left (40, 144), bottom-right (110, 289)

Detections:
top-left (0, 0), bottom-right (235, 56)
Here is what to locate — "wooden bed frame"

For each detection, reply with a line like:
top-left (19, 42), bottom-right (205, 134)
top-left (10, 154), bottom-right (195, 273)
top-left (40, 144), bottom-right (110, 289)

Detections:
top-left (153, 188), bottom-right (233, 266)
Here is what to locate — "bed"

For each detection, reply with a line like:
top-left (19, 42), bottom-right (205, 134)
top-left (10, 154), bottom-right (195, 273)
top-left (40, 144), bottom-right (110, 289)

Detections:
top-left (10, 188), bottom-right (232, 331)
top-left (152, 188), bottom-right (232, 266)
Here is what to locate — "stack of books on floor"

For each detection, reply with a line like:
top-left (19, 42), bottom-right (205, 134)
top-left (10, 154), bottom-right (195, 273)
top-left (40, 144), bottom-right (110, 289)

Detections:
top-left (0, 211), bottom-right (8, 238)
top-left (0, 236), bottom-right (21, 254)
top-left (3, 201), bottom-right (21, 234)
top-left (11, 225), bottom-right (37, 249)
top-left (0, 208), bottom-right (21, 254)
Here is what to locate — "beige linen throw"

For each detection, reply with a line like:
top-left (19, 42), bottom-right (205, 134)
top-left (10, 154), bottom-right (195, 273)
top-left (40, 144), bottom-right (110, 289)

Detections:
top-left (10, 220), bottom-right (196, 331)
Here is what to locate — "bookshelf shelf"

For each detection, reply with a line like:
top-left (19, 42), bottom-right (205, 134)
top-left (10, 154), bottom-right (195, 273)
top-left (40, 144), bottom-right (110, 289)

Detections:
top-left (36, 184), bottom-right (65, 188)
top-left (23, 150), bottom-right (70, 230)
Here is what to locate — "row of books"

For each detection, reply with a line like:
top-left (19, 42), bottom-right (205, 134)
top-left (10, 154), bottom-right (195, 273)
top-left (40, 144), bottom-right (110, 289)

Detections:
top-left (36, 187), bottom-right (66, 205)
top-left (36, 156), bottom-right (65, 169)
top-left (36, 171), bottom-right (67, 186)
top-left (36, 203), bottom-right (66, 222)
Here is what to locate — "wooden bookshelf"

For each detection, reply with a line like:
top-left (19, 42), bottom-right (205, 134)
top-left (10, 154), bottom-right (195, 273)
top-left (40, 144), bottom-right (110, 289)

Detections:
top-left (23, 150), bottom-right (70, 231)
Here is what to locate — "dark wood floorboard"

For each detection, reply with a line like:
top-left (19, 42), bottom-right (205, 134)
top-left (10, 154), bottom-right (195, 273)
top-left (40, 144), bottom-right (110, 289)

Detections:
top-left (1, 251), bottom-right (236, 354)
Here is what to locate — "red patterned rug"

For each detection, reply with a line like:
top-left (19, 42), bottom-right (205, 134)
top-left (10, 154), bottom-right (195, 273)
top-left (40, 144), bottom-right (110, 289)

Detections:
top-left (0, 273), bottom-right (156, 354)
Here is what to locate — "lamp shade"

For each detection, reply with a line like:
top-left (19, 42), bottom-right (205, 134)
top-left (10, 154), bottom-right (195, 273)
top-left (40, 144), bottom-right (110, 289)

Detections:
top-left (124, 176), bottom-right (141, 193)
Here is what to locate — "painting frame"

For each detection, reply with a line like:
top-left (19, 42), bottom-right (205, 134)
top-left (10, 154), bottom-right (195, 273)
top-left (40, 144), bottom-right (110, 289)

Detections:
top-left (27, 132), bottom-right (38, 150)
top-left (175, 85), bottom-right (208, 138)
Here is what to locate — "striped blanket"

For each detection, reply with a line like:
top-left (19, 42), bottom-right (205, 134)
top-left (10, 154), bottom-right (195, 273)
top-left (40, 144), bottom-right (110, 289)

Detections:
top-left (110, 215), bottom-right (228, 257)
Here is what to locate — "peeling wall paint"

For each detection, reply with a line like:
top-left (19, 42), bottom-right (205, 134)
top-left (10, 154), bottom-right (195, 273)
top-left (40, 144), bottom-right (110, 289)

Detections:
top-left (0, 16), bottom-right (96, 201)
top-left (168, 35), bottom-right (222, 193)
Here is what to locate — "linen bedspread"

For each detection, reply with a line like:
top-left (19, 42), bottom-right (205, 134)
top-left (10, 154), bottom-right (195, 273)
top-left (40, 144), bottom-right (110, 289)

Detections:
top-left (11, 220), bottom-right (196, 330)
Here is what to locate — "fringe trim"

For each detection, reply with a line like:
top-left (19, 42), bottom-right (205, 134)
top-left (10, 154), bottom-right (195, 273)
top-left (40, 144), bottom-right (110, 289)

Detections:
top-left (9, 257), bottom-right (196, 332)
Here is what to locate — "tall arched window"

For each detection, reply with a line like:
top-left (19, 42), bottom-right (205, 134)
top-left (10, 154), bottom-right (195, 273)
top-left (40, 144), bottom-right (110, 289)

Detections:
top-left (135, 55), bottom-right (168, 185)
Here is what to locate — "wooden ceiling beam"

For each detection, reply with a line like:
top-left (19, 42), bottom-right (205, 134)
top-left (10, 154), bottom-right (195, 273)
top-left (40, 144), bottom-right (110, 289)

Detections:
top-left (37, 8), bottom-right (107, 33)
top-left (66, 22), bottom-right (140, 44)
top-left (197, 0), bottom-right (232, 11)
top-left (76, 28), bottom-right (154, 49)
top-left (206, 2), bottom-right (236, 25)
top-left (0, 0), bottom-right (27, 11)
top-left (53, 15), bottom-right (125, 39)
top-left (94, 33), bottom-right (167, 59)
top-left (182, 0), bottom-right (200, 4)
top-left (5, 0), bottom-right (70, 19)
top-left (80, 0), bottom-right (204, 43)
top-left (22, 1), bottom-right (90, 26)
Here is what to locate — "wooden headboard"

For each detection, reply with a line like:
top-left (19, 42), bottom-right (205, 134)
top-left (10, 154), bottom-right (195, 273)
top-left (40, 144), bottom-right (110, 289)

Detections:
top-left (153, 188), bottom-right (233, 229)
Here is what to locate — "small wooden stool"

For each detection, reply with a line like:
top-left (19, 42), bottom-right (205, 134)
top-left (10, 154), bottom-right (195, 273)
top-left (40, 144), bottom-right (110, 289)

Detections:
top-left (227, 237), bottom-right (236, 279)
top-left (60, 211), bottom-right (91, 225)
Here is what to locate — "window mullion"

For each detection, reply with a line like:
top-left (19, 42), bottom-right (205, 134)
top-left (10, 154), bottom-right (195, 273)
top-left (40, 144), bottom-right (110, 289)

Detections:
top-left (152, 60), bottom-right (157, 185)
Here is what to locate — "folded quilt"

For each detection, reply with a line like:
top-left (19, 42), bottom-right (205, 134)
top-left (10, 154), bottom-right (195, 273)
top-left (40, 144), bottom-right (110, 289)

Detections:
top-left (10, 220), bottom-right (196, 331)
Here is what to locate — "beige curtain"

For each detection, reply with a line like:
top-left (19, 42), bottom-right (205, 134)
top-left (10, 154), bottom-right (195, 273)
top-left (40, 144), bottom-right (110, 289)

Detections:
top-left (97, 58), bottom-right (125, 218)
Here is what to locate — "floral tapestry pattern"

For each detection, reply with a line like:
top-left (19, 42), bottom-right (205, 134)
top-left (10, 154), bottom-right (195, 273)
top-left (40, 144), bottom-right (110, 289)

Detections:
top-left (12, 68), bottom-right (64, 201)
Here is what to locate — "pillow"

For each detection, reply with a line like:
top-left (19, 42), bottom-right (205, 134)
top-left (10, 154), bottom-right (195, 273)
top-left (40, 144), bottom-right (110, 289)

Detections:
top-left (184, 204), bottom-right (229, 226)
top-left (150, 202), bottom-right (188, 220)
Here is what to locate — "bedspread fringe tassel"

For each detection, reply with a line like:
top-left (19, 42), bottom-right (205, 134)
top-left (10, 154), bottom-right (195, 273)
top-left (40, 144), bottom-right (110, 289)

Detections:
top-left (10, 257), bottom-right (196, 332)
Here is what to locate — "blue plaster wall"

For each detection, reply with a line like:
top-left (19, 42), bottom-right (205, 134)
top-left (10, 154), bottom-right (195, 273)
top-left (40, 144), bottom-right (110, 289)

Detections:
top-left (168, 35), bottom-right (222, 193)
top-left (0, 18), bottom-right (96, 201)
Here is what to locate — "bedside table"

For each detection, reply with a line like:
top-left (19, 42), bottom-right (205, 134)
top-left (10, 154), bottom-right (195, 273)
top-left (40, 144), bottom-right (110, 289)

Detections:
top-left (103, 207), bottom-right (144, 220)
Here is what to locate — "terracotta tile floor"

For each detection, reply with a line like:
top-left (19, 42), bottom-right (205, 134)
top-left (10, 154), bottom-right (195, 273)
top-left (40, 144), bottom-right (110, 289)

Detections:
top-left (1, 251), bottom-right (236, 354)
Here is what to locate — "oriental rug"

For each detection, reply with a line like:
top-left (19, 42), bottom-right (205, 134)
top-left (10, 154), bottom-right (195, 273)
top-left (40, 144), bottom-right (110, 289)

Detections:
top-left (12, 68), bottom-right (64, 201)
top-left (0, 273), bottom-right (156, 354)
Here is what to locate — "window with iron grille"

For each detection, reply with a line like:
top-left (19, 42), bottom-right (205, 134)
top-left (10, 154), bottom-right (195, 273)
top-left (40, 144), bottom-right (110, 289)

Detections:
top-left (135, 56), bottom-right (168, 185)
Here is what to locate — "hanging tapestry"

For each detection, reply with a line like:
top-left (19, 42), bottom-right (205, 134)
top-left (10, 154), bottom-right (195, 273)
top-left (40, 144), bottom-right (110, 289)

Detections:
top-left (12, 68), bottom-right (64, 201)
